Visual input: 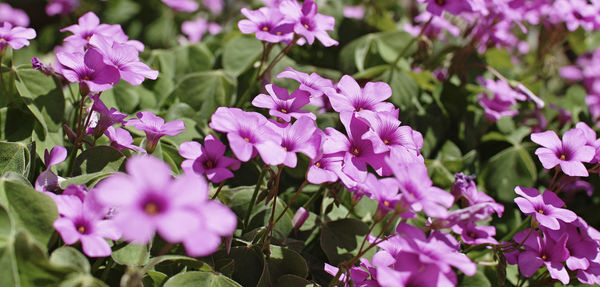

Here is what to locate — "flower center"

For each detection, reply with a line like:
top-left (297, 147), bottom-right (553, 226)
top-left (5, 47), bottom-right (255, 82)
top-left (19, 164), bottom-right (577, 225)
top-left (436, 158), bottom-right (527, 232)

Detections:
top-left (244, 137), bottom-right (250, 142)
top-left (384, 201), bottom-right (390, 207)
top-left (77, 225), bottom-right (86, 234)
top-left (384, 139), bottom-right (390, 145)
top-left (435, 0), bottom-right (446, 5)
top-left (205, 160), bottom-right (214, 169)
top-left (541, 254), bottom-right (547, 260)
top-left (537, 209), bottom-right (544, 214)
top-left (469, 232), bottom-right (476, 238)
top-left (83, 75), bottom-right (90, 81)
top-left (560, 154), bottom-right (566, 160)
top-left (262, 26), bottom-right (269, 31)
top-left (280, 108), bottom-right (287, 113)
top-left (276, 31), bottom-right (282, 35)
top-left (315, 161), bottom-right (321, 167)
top-left (304, 24), bottom-right (310, 29)
top-left (144, 202), bottom-right (160, 215)
top-left (283, 146), bottom-right (288, 151)
top-left (351, 147), bottom-right (360, 156)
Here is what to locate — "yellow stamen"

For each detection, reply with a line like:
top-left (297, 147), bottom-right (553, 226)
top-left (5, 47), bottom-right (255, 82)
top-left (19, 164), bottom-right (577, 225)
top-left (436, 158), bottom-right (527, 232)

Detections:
top-left (262, 26), bottom-right (269, 31)
top-left (315, 162), bottom-right (321, 167)
top-left (280, 108), bottom-right (287, 113)
top-left (560, 154), bottom-right (566, 160)
top-left (283, 147), bottom-right (288, 151)
top-left (303, 24), bottom-right (309, 29)
top-left (77, 226), bottom-right (86, 234)
top-left (541, 255), bottom-right (547, 260)
top-left (244, 138), bottom-right (250, 142)
top-left (384, 140), bottom-right (390, 145)
top-left (384, 201), bottom-right (390, 207)
top-left (276, 31), bottom-right (282, 35)
top-left (537, 209), bottom-right (544, 214)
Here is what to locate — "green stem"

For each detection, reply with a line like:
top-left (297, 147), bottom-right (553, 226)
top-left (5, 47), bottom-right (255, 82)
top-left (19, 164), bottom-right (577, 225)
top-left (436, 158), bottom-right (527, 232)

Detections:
top-left (211, 181), bottom-right (226, 200)
top-left (388, 15), bottom-right (433, 76)
top-left (242, 168), bottom-right (268, 233)
top-left (258, 35), bottom-right (299, 80)
top-left (272, 180), bottom-right (308, 225)
top-left (100, 258), bottom-right (114, 281)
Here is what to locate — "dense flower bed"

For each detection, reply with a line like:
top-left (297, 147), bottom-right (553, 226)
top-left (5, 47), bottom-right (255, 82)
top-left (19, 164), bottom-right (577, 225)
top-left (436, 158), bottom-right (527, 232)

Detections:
top-left (0, 0), bottom-right (600, 286)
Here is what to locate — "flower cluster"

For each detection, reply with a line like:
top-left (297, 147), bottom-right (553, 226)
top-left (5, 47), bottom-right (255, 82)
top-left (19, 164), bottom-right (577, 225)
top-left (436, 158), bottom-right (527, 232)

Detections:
top-left (238, 0), bottom-right (337, 46)
top-left (506, 187), bottom-right (600, 284)
top-left (55, 12), bottom-right (157, 93)
top-left (561, 47), bottom-right (600, 123)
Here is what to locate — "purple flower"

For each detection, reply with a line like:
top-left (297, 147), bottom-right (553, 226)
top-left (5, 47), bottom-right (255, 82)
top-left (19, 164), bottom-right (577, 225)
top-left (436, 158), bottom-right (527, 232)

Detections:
top-left (94, 156), bottom-right (207, 244)
top-left (514, 230), bottom-right (570, 284)
top-left (343, 6), bottom-right (365, 19)
top-left (389, 161), bottom-right (453, 218)
top-left (86, 94), bottom-right (127, 139)
top-left (125, 111), bottom-right (185, 154)
top-left (306, 151), bottom-right (343, 184)
top-left (575, 122), bottom-right (600, 163)
top-left (273, 117), bottom-right (321, 167)
top-left (252, 84), bottom-right (315, 122)
top-left (61, 12), bottom-right (142, 51)
top-left (546, 218), bottom-right (600, 273)
top-left (0, 3), bottom-right (29, 27)
top-left (327, 75), bottom-right (394, 114)
top-left (89, 35), bottom-right (158, 86)
top-left (514, 187), bottom-right (577, 230)
top-left (452, 223), bottom-right (498, 245)
top-left (477, 78), bottom-right (526, 122)
top-left (365, 174), bottom-right (403, 218)
top-left (53, 194), bottom-right (120, 257)
top-left (46, 0), bottom-right (79, 16)
top-left (104, 127), bottom-right (145, 152)
top-left (0, 22), bottom-right (35, 51)
top-left (35, 146), bottom-right (67, 193)
top-left (178, 135), bottom-right (241, 183)
top-left (203, 0), bottom-right (224, 14)
top-left (531, 129), bottom-right (595, 177)
top-left (357, 110), bottom-right (423, 156)
top-left (56, 48), bottom-right (120, 92)
top-left (181, 200), bottom-right (237, 257)
top-left (209, 107), bottom-right (286, 165)
top-left (238, 7), bottom-right (294, 43)
top-left (451, 173), bottom-right (504, 217)
top-left (277, 67), bottom-right (334, 102)
top-left (323, 113), bottom-right (384, 184)
top-left (182, 18), bottom-right (221, 43)
top-left (279, 0), bottom-right (338, 46)
top-left (422, 0), bottom-right (473, 16)
top-left (162, 0), bottom-right (199, 12)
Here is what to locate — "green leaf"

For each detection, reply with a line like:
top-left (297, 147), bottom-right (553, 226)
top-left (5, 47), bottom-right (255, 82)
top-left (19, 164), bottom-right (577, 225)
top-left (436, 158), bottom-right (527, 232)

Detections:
top-left (50, 247), bottom-right (91, 274)
top-left (320, 218), bottom-right (370, 265)
top-left (72, 146), bottom-right (126, 176)
top-left (59, 171), bottom-right (113, 189)
top-left (216, 246), bottom-right (265, 287)
top-left (375, 31), bottom-right (415, 64)
top-left (15, 68), bottom-right (65, 132)
top-left (481, 143), bottom-right (537, 202)
top-left (0, 179), bottom-right (58, 246)
top-left (267, 245), bottom-right (308, 280)
top-left (388, 69), bottom-right (419, 111)
top-left (223, 35), bottom-right (263, 77)
top-left (141, 255), bottom-right (208, 273)
top-left (171, 71), bottom-right (236, 122)
top-left (275, 274), bottom-right (312, 287)
top-left (111, 243), bottom-right (149, 266)
top-left (57, 274), bottom-right (109, 287)
top-left (0, 142), bottom-right (31, 177)
top-left (163, 271), bottom-right (242, 287)
top-left (0, 204), bottom-right (18, 287)
top-left (460, 271), bottom-right (491, 287)
top-left (14, 231), bottom-right (72, 287)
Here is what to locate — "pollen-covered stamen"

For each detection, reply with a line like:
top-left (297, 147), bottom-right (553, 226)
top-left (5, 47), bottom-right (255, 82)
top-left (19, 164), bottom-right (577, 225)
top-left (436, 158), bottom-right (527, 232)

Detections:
top-left (541, 254), bottom-right (548, 261)
top-left (280, 108), bottom-right (288, 113)
top-left (560, 154), bottom-right (566, 160)
top-left (262, 26), bottom-right (269, 31)
top-left (351, 147), bottom-right (360, 156)
top-left (244, 138), bottom-right (250, 142)
top-left (315, 161), bottom-right (321, 167)
top-left (384, 201), bottom-right (390, 207)
top-left (537, 209), bottom-right (544, 214)
top-left (384, 139), bottom-right (390, 145)
top-left (83, 75), bottom-right (91, 81)
top-left (77, 225), bottom-right (86, 234)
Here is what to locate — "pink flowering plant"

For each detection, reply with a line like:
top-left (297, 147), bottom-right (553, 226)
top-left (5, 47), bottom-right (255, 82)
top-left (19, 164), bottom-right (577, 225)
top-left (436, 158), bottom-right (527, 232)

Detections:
top-left (2, 0), bottom-right (600, 286)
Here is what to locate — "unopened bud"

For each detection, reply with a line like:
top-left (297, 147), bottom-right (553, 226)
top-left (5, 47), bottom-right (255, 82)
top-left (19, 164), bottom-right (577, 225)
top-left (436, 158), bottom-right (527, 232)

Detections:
top-left (292, 207), bottom-right (309, 230)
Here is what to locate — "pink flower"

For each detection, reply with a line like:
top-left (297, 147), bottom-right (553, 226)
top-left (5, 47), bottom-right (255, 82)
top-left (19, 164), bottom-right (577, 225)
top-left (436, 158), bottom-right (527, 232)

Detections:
top-left (252, 84), bottom-right (314, 122)
top-left (125, 111), bottom-right (185, 153)
top-left (0, 22), bottom-right (35, 51)
top-left (161, 0), bottom-right (199, 12)
top-left (279, 0), bottom-right (338, 46)
top-left (178, 135), bottom-right (241, 183)
top-left (514, 187), bottom-right (577, 230)
top-left (531, 129), bottom-right (595, 177)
